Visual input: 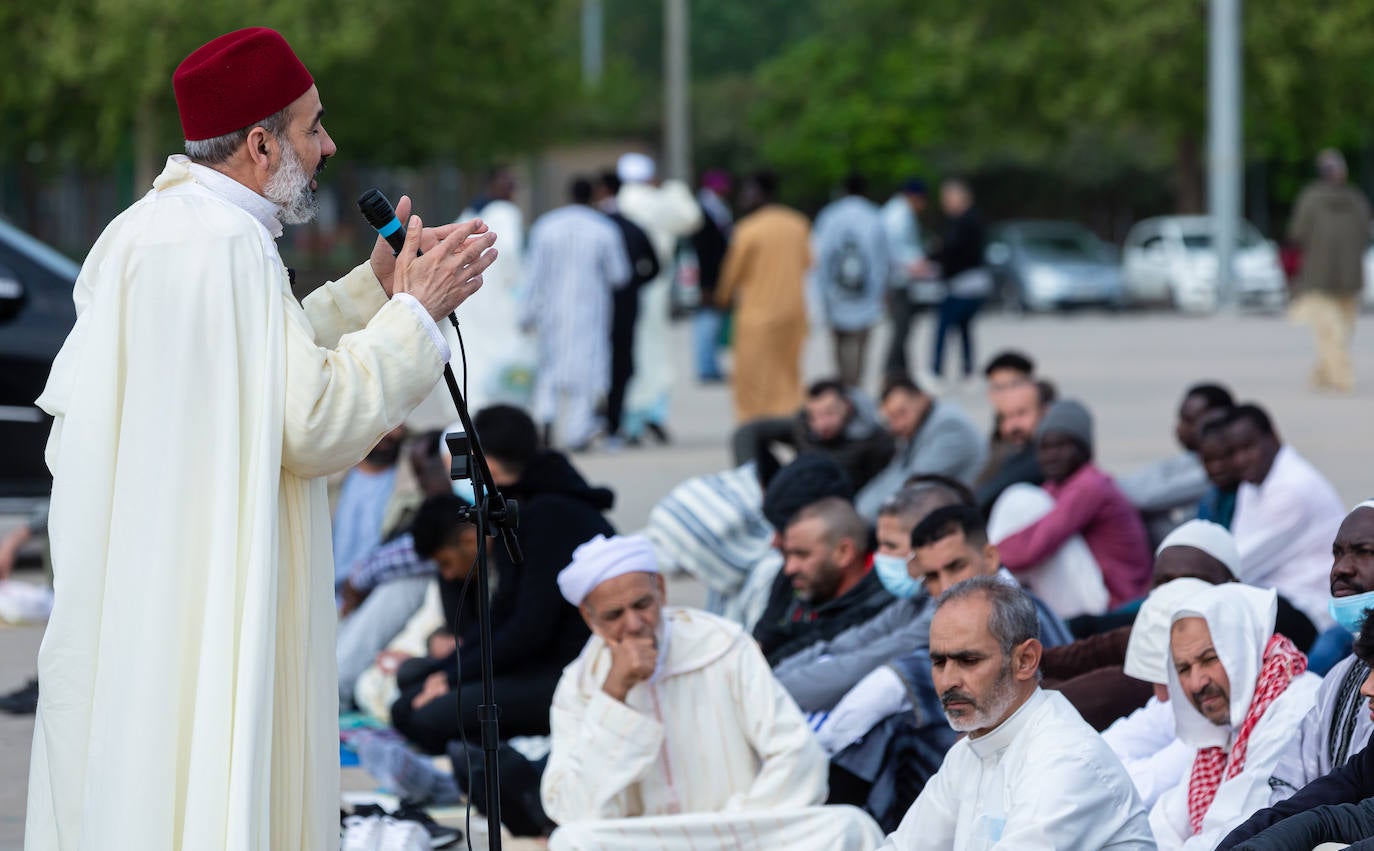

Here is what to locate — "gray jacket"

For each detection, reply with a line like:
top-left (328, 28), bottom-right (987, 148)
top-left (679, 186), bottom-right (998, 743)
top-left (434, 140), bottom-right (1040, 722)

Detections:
top-left (855, 399), bottom-right (987, 520)
top-left (772, 597), bottom-right (932, 713)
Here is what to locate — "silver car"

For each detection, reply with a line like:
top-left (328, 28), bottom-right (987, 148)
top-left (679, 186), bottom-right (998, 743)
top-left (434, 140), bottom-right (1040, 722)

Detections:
top-left (1121, 216), bottom-right (1286, 312)
top-left (986, 221), bottom-right (1125, 311)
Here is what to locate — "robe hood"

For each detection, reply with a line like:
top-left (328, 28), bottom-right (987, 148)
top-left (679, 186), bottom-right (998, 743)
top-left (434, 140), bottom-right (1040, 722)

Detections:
top-left (1123, 577), bottom-right (1216, 684)
top-left (1166, 583), bottom-right (1278, 750)
top-left (571, 607), bottom-right (744, 696)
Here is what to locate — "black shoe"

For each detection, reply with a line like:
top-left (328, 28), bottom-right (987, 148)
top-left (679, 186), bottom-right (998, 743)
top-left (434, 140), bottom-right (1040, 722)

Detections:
top-left (391, 803), bottom-right (462, 848)
top-left (645, 422), bottom-right (672, 445)
top-left (0, 677), bottom-right (38, 714)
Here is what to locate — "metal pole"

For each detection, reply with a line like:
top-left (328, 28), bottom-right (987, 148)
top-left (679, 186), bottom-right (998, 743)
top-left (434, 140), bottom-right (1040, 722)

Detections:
top-left (1208, 0), bottom-right (1242, 309)
top-left (664, 0), bottom-right (691, 182)
top-left (581, 0), bottom-right (603, 88)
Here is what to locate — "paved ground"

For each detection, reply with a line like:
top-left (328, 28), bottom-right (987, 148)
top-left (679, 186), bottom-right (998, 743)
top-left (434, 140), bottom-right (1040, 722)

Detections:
top-left (2, 306), bottom-right (1373, 848)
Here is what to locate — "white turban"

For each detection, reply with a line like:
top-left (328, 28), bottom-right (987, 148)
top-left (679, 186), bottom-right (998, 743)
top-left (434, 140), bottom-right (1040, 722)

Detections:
top-left (558, 534), bottom-right (660, 606)
top-left (1123, 577), bottom-right (1215, 684)
top-left (1355, 500), bottom-right (1374, 512)
top-left (1155, 519), bottom-right (1241, 577)
top-left (617, 152), bottom-right (656, 183)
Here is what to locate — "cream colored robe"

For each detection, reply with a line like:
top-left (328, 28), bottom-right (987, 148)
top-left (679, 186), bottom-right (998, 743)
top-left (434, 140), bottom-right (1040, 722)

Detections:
top-left (26, 157), bottom-right (445, 851)
top-left (540, 607), bottom-right (883, 851)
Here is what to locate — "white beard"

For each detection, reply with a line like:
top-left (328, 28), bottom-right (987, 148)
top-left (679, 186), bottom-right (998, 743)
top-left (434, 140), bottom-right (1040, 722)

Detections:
top-left (264, 139), bottom-right (318, 225)
top-left (945, 664), bottom-right (1020, 733)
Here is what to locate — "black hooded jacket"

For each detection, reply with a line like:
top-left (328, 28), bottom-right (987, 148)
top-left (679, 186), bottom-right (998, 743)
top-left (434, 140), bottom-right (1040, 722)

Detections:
top-left (431, 451), bottom-right (615, 686)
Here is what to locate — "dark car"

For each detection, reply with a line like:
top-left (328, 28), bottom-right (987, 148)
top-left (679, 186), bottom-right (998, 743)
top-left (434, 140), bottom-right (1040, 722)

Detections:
top-left (0, 219), bottom-right (78, 508)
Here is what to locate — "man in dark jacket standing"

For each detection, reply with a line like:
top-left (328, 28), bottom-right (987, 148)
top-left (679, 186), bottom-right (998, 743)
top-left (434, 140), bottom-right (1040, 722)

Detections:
top-left (1289, 148), bottom-right (1372, 393)
top-left (924, 178), bottom-right (989, 382)
top-left (691, 169), bottom-right (733, 382)
top-left (390, 405), bottom-right (615, 754)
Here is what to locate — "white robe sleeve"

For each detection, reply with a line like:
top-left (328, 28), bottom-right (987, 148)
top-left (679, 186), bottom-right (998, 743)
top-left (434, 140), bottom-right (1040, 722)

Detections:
top-left (878, 754), bottom-right (959, 849)
top-left (299, 262), bottom-right (389, 347)
top-left (1149, 773), bottom-right (1195, 851)
top-left (995, 750), bottom-right (1148, 850)
top-left (280, 265), bottom-right (447, 479)
top-left (541, 671), bottom-right (665, 824)
top-left (724, 636), bottom-right (829, 811)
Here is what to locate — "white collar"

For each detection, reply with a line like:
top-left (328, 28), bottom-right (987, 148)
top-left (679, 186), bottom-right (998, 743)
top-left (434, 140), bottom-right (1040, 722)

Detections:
top-left (170, 155), bottom-right (285, 239)
top-left (967, 687), bottom-right (1045, 761)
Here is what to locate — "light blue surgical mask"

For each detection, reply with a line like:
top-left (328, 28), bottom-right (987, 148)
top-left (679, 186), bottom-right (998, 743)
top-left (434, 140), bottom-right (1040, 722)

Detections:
top-left (1329, 590), bottom-right (1374, 635)
top-left (874, 553), bottom-right (922, 599)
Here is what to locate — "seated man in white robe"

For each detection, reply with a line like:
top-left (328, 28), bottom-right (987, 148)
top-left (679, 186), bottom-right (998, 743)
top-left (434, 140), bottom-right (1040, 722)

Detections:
top-left (541, 534), bottom-right (884, 851)
top-left (881, 575), bottom-right (1154, 849)
top-left (1149, 582), bottom-right (1322, 848)
top-left (1103, 575), bottom-right (1214, 807)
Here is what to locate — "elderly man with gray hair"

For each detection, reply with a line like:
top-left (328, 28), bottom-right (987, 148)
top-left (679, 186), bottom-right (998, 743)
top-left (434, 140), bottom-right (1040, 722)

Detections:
top-left (878, 576), bottom-right (1154, 849)
top-left (542, 533), bottom-right (883, 851)
top-left (1289, 148), bottom-right (1372, 393)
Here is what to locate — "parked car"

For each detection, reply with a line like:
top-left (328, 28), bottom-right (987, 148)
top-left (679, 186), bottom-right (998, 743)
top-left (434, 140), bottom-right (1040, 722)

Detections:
top-left (986, 220), bottom-right (1125, 311)
top-left (0, 219), bottom-right (78, 509)
top-left (1121, 216), bottom-right (1286, 312)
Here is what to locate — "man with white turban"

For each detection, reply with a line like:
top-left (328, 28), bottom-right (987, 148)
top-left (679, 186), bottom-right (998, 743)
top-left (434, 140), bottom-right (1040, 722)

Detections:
top-left (541, 534), bottom-right (884, 851)
top-left (1149, 582), bottom-right (1322, 848)
top-left (615, 154), bottom-right (702, 443)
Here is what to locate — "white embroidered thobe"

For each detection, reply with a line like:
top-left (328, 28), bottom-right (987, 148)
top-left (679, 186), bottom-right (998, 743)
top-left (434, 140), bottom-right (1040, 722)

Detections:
top-left (880, 689), bottom-right (1154, 850)
top-left (26, 155), bottom-right (447, 851)
top-left (541, 607), bottom-right (883, 851)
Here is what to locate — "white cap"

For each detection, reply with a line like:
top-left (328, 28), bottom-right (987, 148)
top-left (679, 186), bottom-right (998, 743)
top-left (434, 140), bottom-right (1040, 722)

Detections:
top-left (1155, 519), bottom-right (1241, 577)
top-left (617, 152), bottom-right (656, 183)
top-left (557, 534), bottom-right (660, 606)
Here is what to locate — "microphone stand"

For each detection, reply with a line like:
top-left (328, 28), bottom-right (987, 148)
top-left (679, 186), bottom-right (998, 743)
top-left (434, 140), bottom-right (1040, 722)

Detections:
top-left (440, 313), bottom-right (520, 851)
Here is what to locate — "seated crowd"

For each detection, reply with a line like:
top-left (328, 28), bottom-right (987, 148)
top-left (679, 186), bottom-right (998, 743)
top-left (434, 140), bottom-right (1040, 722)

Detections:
top-left (326, 348), bottom-right (1373, 849)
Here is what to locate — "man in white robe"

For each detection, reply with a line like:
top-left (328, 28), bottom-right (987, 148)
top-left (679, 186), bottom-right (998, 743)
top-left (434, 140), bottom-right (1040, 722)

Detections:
top-left (881, 575), bottom-right (1153, 850)
top-left (25, 27), bottom-right (496, 851)
top-left (519, 177), bottom-right (631, 449)
top-left (1149, 583), bottom-right (1322, 848)
top-left (541, 534), bottom-right (883, 851)
top-left (616, 153), bottom-right (702, 441)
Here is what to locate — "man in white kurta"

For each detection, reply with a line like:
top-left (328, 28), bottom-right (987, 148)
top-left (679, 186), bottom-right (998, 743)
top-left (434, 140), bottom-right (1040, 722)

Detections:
top-left (615, 153), bottom-right (702, 440)
top-left (519, 180), bottom-right (631, 449)
top-left (541, 534), bottom-right (883, 851)
top-left (1149, 583), bottom-right (1321, 849)
top-left (880, 575), bottom-right (1153, 850)
top-left (25, 27), bottom-right (495, 851)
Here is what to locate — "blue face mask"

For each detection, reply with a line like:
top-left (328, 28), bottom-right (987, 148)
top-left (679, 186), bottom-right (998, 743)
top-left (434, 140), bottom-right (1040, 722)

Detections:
top-left (1330, 590), bottom-right (1374, 635)
top-left (874, 553), bottom-right (922, 599)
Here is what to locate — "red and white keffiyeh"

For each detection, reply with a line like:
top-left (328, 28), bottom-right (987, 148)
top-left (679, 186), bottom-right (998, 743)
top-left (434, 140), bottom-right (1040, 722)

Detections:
top-left (1185, 633), bottom-right (1307, 834)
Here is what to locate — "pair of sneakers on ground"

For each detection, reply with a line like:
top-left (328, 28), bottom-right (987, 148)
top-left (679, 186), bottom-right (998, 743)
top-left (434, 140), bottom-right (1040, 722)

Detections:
top-left (341, 803), bottom-right (461, 850)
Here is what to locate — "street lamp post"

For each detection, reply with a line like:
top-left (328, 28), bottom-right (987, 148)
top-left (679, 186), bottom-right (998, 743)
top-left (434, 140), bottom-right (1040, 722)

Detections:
top-left (1209, 0), bottom-right (1242, 308)
top-left (664, 0), bottom-right (691, 182)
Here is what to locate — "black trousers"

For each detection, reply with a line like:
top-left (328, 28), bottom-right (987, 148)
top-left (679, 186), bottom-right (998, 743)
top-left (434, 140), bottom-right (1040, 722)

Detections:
top-left (883, 287), bottom-right (926, 379)
top-left (391, 665), bottom-right (562, 755)
top-left (606, 285), bottom-right (640, 436)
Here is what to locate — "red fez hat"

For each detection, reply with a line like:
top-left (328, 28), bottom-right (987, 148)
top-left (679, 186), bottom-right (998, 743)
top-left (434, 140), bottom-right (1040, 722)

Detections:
top-left (174, 27), bottom-right (314, 142)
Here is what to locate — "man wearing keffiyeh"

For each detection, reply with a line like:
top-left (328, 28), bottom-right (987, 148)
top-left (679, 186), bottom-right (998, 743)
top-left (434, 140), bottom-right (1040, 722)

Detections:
top-left (1149, 582), bottom-right (1322, 848)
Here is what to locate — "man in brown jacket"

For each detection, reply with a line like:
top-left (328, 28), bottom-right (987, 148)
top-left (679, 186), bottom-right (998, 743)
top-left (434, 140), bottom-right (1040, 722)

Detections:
top-left (1289, 148), bottom-right (1371, 392)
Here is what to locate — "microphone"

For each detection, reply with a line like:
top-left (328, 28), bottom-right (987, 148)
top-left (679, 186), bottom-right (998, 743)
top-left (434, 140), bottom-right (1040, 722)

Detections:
top-left (357, 188), bottom-right (417, 256)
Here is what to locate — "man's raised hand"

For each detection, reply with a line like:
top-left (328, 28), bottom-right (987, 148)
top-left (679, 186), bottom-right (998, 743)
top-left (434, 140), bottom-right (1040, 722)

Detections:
top-left (602, 635), bottom-right (659, 703)
top-left (390, 212), bottom-right (498, 321)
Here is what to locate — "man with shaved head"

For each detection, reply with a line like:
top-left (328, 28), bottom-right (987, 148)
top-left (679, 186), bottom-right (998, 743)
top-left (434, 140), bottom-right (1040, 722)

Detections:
top-left (756, 497), bottom-right (892, 665)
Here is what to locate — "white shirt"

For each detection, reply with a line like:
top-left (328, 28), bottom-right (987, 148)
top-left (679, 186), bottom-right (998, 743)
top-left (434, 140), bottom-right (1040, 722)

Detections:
top-left (1102, 696), bottom-right (1195, 807)
top-left (880, 689), bottom-right (1153, 850)
top-left (1232, 445), bottom-right (1345, 629)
